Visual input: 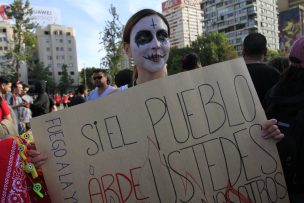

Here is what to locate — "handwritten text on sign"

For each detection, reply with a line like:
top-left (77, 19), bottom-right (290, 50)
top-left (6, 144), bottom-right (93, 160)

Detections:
top-left (31, 58), bottom-right (288, 203)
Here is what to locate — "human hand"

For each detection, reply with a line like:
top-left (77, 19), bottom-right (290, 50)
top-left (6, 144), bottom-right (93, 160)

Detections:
top-left (261, 119), bottom-right (284, 143)
top-left (26, 142), bottom-right (48, 168)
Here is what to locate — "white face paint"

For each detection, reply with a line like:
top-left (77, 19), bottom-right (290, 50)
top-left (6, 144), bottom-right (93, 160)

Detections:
top-left (129, 15), bottom-right (170, 73)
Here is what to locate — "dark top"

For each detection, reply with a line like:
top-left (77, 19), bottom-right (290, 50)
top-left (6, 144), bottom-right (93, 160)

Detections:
top-left (30, 81), bottom-right (50, 117)
top-left (246, 63), bottom-right (280, 102)
top-left (69, 95), bottom-right (86, 107)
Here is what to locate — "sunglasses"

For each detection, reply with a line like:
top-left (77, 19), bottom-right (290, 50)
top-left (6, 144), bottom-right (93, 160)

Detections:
top-left (93, 76), bottom-right (102, 80)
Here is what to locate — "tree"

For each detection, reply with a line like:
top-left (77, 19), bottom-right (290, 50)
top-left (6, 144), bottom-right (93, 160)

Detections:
top-left (58, 64), bottom-right (73, 94)
top-left (99, 4), bottom-right (124, 77)
top-left (191, 33), bottom-right (238, 66)
top-left (265, 49), bottom-right (286, 62)
top-left (79, 67), bottom-right (97, 90)
top-left (6, 0), bottom-right (37, 80)
top-left (29, 62), bottom-right (56, 93)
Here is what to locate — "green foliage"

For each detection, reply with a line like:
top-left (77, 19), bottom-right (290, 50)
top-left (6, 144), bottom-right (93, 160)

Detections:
top-left (5, 0), bottom-right (37, 80)
top-left (79, 67), bottom-right (97, 90)
top-left (100, 4), bottom-right (124, 78)
top-left (58, 64), bottom-right (73, 94)
top-left (29, 62), bottom-right (55, 93)
top-left (265, 49), bottom-right (286, 62)
top-left (191, 32), bottom-right (238, 66)
top-left (166, 32), bottom-right (238, 75)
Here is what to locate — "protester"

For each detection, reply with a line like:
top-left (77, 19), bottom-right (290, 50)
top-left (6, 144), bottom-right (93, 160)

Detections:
top-left (264, 37), bottom-right (304, 203)
top-left (21, 84), bottom-right (33, 130)
top-left (27, 8), bottom-right (284, 191)
top-left (114, 69), bottom-right (133, 87)
top-left (182, 52), bottom-right (202, 71)
top-left (243, 33), bottom-right (280, 102)
top-left (88, 69), bottom-right (116, 100)
top-left (69, 84), bottom-right (88, 106)
top-left (9, 81), bottom-right (26, 133)
top-left (268, 56), bottom-right (290, 75)
top-left (0, 93), bottom-right (15, 138)
top-left (30, 81), bottom-right (50, 117)
top-left (54, 93), bottom-right (62, 108)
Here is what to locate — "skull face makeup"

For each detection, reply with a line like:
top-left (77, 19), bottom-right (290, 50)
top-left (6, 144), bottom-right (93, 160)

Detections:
top-left (129, 15), bottom-right (170, 73)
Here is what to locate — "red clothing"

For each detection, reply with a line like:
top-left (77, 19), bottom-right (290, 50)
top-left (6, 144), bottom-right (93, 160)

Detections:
top-left (0, 137), bottom-right (51, 202)
top-left (62, 95), bottom-right (69, 104)
top-left (0, 98), bottom-right (10, 122)
top-left (54, 95), bottom-right (61, 105)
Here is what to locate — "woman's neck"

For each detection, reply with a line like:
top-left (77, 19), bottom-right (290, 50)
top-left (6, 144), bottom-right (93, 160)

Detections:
top-left (136, 66), bottom-right (167, 85)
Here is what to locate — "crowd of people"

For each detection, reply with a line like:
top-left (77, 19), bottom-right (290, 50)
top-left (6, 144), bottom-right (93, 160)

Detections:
top-left (0, 8), bottom-right (303, 202)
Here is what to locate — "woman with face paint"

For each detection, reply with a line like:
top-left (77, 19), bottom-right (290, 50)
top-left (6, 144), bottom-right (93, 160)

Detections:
top-left (25, 9), bottom-right (283, 185)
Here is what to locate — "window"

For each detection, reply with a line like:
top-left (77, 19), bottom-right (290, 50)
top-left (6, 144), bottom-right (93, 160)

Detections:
top-left (69, 56), bottom-right (73, 60)
top-left (59, 31), bottom-right (63, 35)
top-left (4, 47), bottom-right (8, 50)
top-left (59, 39), bottom-right (63, 43)
top-left (46, 39), bottom-right (50, 43)
top-left (44, 31), bottom-right (50, 35)
top-left (61, 56), bottom-right (65, 59)
top-left (54, 31), bottom-right (58, 35)
top-left (57, 63), bottom-right (62, 68)
top-left (0, 47), bottom-right (3, 50)
top-left (60, 47), bottom-right (64, 51)
top-left (68, 63), bottom-right (73, 67)
top-left (56, 47), bottom-right (60, 51)
top-left (68, 39), bottom-right (72, 44)
top-left (46, 47), bottom-right (50, 51)
top-left (66, 32), bottom-right (71, 36)
top-left (68, 48), bottom-right (72, 51)
top-left (3, 37), bottom-right (6, 42)
top-left (58, 72), bottom-right (62, 75)
top-left (2, 28), bottom-right (6, 33)
top-left (70, 71), bottom-right (74, 75)
top-left (47, 56), bottom-right (52, 60)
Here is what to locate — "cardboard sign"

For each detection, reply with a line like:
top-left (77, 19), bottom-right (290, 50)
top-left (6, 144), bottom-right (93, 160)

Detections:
top-left (31, 58), bottom-right (289, 203)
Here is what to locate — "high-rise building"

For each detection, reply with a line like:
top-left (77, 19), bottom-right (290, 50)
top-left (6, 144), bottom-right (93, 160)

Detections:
top-left (36, 24), bottom-right (78, 86)
top-left (202, 0), bottom-right (280, 54)
top-left (162, 0), bottom-right (203, 48)
top-left (0, 22), bottom-right (28, 83)
top-left (278, 0), bottom-right (304, 11)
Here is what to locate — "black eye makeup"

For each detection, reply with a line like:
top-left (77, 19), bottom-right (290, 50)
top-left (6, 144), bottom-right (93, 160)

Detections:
top-left (135, 30), bottom-right (153, 46)
top-left (156, 29), bottom-right (168, 42)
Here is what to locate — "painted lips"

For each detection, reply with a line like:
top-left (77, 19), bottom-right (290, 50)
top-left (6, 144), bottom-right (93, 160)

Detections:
top-left (144, 54), bottom-right (166, 62)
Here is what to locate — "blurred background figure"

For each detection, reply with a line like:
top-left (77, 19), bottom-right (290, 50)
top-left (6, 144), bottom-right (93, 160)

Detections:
top-left (268, 57), bottom-right (290, 75)
top-left (69, 85), bottom-right (88, 107)
top-left (114, 69), bottom-right (133, 87)
top-left (30, 81), bottom-right (50, 117)
top-left (181, 52), bottom-right (202, 71)
top-left (21, 84), bottom-right (33, 130)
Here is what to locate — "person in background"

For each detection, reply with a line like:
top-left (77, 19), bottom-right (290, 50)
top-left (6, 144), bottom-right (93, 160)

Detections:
top-left (268, 56), bottom-right (290, 75)
top-left (264, 37), bottom-right (304, 203)
top-left (88, 69), bottom-right (116, 100)
top-left (9, 81), bottom-right (26, 133)
top-left (114, 69), bottom-right (133, 87)
top-left (30, 81), bottom-right (50, 118)
top-left (21, 84), bottom-right (33, 130)
top-left (54, 93), bottom-right (62, 108)
top-left (181, 52), bottom-right (202, 71)
top-left (243, 33), bottom-right (280, 102)
top-left (69, 85), bottom-right (88, 106)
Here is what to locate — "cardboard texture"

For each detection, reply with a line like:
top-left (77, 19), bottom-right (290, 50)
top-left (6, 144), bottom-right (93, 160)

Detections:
top-left (31, 58), bottom-right (289, 203)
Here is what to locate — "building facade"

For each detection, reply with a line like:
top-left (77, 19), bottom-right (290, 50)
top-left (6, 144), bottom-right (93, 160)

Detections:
top-left (162, 0), bottom-right (203, 48)
top-left (36, 24), bottom-right (78, 86)
top-left (202, 0), bottom-right (279, 54)
top-left (278, 0), bottom-right (304, 11)
top-left (0, 22), bottom-right (28, 83)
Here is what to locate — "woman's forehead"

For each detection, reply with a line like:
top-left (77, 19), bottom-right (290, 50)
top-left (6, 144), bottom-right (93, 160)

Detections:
top-left (131, 15), bottom-right (167, 33)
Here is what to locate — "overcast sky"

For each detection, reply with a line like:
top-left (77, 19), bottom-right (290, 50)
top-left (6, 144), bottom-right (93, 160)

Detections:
top-left (2, 0), bottom-right (164, 70)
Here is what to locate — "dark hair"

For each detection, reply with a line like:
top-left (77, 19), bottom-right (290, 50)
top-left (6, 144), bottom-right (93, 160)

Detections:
top-left (182, 53), bottom-right (201, 71)
top-left (77, 84), bottom-right (87, 95)
top-left (115, 69), bottom-right (133, 87)
top-left (268, 57), bottom-right (289, 74)
top-left (243, 33), bottom-right (267, 56)
top-left (123, 9), bottom-right (170, 44)
top-left (0, 77), bottom-right (9, 85)
top-left (23, 84), bottom-right (29, 89)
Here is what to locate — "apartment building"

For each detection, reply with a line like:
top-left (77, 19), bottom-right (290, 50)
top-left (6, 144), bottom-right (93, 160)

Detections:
top-left (278, 0), bottom-right (304, 11)
top-left (0, 22), bottom-right (28, 82)
top-left (202, 0), bottom-right (279, 54)
top-left (162, 0), bottom-right (203, 48)
top-left (36, 24), bottom-right (78, 86)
